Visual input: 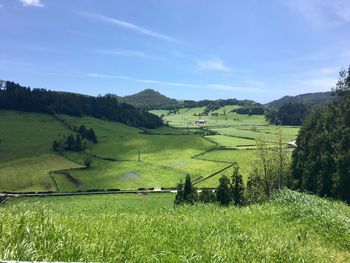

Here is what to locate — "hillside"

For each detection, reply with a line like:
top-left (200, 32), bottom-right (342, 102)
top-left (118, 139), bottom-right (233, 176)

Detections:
top-left (0, 81), bottom-right (162, 129)
top-left (118, 89), bottom-right (178, 110)
top-left (267, 91), bottom-right (337, 108)
top-left (1, 190), bottom-right (349, 262)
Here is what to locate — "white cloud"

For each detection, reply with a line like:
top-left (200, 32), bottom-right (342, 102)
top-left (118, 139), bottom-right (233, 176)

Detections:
top-left (320, 67), bottom-right (338, 74)
top-left (94, 49), bottom-right (162, 60)
top-left (79, 12), bottom-right (175, 42)
top-left (282, 0), bottom-right (350, 27)
top-left (20, 0), bottom-right (44, 7)
top-left (196, 59), bottom-right (232, 72)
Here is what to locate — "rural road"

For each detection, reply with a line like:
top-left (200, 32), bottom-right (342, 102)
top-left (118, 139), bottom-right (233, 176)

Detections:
top-left (0, 189), bottom-right (179, 199)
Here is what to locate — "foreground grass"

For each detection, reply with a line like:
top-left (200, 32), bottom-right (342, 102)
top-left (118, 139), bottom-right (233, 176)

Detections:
top-left (1, 190), bottom-right (349, 262)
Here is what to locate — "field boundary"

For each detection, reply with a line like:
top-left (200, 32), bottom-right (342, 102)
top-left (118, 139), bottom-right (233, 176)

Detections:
top-left (192, 163), bottom-right (234, 185)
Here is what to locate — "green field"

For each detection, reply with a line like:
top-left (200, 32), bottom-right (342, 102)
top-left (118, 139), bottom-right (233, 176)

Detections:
top-left (0, 111), bottom-right (81, 192)
top-left (1, 190), bottom-right (349, 262)
top-left (0, 107), bottom-right (299, 192)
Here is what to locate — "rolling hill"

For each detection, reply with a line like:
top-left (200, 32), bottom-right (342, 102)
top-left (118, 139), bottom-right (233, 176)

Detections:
top-left (267, 91), bottom-right (337, 108)
top-left (118, 89), bottom-right (178, 110)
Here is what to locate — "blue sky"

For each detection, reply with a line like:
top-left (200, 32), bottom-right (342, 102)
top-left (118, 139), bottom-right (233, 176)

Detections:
top-left (0, 0), bottom-right (349, 103)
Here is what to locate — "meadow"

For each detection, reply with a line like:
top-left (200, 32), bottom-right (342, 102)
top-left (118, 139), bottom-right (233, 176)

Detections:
top-left (0, 106), bottom-right (299, 192)
top-left (1, 190), bottom-right (349, 262)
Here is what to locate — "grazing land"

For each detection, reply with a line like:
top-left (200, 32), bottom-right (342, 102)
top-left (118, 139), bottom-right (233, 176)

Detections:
top-left (1, 190), bottom-right (349, 262)
top-left (0, 106), bottom-right (298, 192)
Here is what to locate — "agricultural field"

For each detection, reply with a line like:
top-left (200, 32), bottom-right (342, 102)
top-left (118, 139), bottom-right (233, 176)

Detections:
top-left (1, 190), bottom-right (349, 262)
top-left (0, 111), bottom-right (81, 192)
top-left (0, 106), bottom-right (299, 192)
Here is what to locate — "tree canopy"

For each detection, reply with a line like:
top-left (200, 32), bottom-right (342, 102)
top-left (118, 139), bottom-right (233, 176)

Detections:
top-left (291, 66), bottom-right (350, 203)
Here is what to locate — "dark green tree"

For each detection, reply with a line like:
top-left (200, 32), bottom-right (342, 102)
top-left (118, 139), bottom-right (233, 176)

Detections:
top-left (199, 189), bottom-right (216, 203)
top-left (66, 134), bottom-right (75, 151)
top-left (216, 175), bottom-right (231, 206)
top-left (75, 134), bottom-right (82, 151)
top-left (82, 139), bottom-right (93, 168)
top-left (231, 163), bottom-right (245, 206)
top-left (174, 181), bottom-right (184, 206)
top-left (291, 66), bottom-right (350, 203)
top-left (183, 175), bottom-right (197, 204)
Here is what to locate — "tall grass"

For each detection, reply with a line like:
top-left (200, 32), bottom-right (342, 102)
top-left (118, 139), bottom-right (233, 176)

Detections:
top-left (1, 190), bottom-right (349, 262)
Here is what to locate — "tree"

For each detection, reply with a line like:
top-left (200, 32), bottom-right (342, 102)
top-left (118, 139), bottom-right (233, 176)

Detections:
top-left (250, 130), bottom-right (290, 199)
top-left (66, 134), bottom-right (76, 151)
top-left (82, 139), bottom-right (93, 168)
top-left (174, 181), bottom-right (184, 206)
top-left (245, 175), bottom-right (265, 204)
top-left (183, 175), bottom-right (197, 204)
top-left (199, 189), bottom-right (216, 203)
top-left (75, 134), bottom-right (82, 151)
top-left (231, 163), bottom-right (245, 206)
top-left (291, 66), bottom-right (350, 203)
top-left (87, 128), bottom-right (98, 143)
top-left (216, 175), bottom-right (231, 206)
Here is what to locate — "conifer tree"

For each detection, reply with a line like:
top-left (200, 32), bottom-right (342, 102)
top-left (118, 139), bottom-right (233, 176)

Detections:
top-left (183, 175), bottom-right (197, 204)
top-left (216, 175), bottom-right (231, 206)
top-left (231, 163), bottom-right (245, 206)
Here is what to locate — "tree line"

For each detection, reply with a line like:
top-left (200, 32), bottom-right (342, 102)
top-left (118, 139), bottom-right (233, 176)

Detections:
top-left (291, 66), bottom-right (350, 203)
top-left (52, 125), bottom-right (97, 152)
top-left (0, 81), bottom-right (163, 129)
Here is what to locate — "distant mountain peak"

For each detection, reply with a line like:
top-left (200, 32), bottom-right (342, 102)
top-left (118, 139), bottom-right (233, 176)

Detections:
top-left (119, 89), bottom-right (178, 110)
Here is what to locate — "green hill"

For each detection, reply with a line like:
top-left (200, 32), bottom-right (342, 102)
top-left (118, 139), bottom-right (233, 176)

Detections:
top-left (267, 91), bottom-right (337, 108)
top-left (118, 89), bottom-right (178, 110)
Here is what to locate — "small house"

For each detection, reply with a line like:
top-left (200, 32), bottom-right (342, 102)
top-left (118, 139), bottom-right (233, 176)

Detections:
top-left (194, 119), bottom-right (206, 125)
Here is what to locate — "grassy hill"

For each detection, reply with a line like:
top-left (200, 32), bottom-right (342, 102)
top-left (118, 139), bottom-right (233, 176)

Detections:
top-left (1, 189), bottom-right (349, 262)
top-left (267, 91), bottom-right (337, 108)
top-left (118, 89), bottom-right (178, 110)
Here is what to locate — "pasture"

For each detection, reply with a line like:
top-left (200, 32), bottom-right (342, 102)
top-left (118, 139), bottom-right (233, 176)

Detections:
top-left (0, 106), bottom-right (299, 192)
top-left (1, 190), bottom-right (349, 262)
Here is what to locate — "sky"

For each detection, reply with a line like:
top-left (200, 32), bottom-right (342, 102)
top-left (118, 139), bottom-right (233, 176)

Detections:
top-left (0, 0), bottom-right (349, 103)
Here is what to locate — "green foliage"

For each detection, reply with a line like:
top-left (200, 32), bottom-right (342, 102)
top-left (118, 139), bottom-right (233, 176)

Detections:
top-left (245, 175), bottom-right (266, 204)
top-left (198, 189), bottom-right (216, 203)
top-left (174, 175), bottom-right (197, 205)
top-left (291, 66), bottom-right (350, 203)
top-left (82, 139), bottom-right (93, 168)
top-left (231, 163), bottom-right (245, 206)
top-left (174, 181), bottom-right (184, 206)
top-left (216, 175), bottom-right (231, 206)
top-left (265, 102), bottom-right (309, 126)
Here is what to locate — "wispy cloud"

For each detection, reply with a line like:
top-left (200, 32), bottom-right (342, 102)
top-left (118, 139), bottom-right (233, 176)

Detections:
top-left (88, 73), bottom-right (199, 88)
top-left (282, 0), bottom-right (350, 27)
top-left (87, 73), bottom-right (264, 93)
top-left (320, 67), bottom-right (338, 74)
top-left (196, 59), bottom-right (232, 72)
top-left (79, 12), bottom-right (175, 42)
top-left (94, 49), bottom-right (162, 60)
top-left (20, 0), bottom-right (44, 7)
